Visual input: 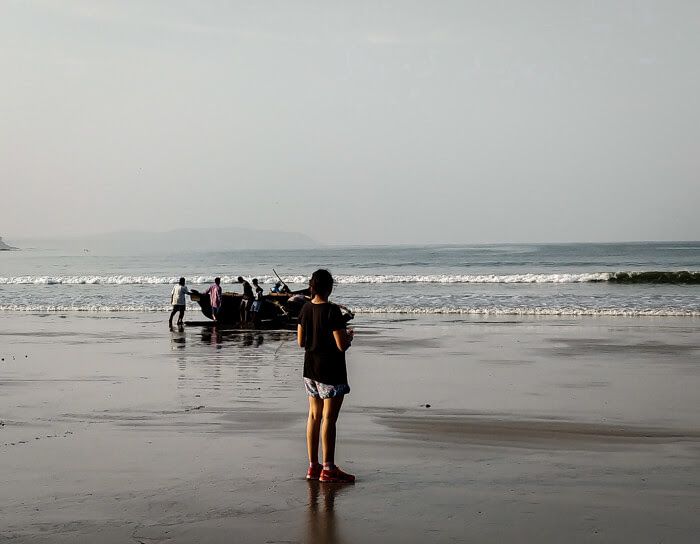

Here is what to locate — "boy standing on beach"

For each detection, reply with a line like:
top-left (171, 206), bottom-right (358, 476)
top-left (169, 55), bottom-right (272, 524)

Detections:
top-left (169, 277), bottom-right (190, 327)
top-left (297, 269), bottom-right (355, 483)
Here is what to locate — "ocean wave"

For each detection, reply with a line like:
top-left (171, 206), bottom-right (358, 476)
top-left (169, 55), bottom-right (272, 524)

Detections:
top-left (334, 273), bottom-right (613, 283)
top-left (0, 272), bottom-right (607, 285)
top-left (0, 275), bottom-right (176, 285)
top-left (1, 271), bottom-right (698, 285)
top-left (0, 304), bottom-right (199, 312)
top-left (352, 307), bottom-right (700, 317)
top-left (608, 271), bottom-right (700, 284)
top-left (0, 304), bottom-right (697, 317)
top-left (0, 304), bottom-right (177, 313)
top-left (0, 275), bottom-right (282, 286)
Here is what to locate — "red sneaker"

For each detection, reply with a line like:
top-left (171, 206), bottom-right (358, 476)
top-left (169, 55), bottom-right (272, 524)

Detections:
top-left (319, 466), bottom-right (355, 483)
top-left (306, 464), bottom-right (322, 480)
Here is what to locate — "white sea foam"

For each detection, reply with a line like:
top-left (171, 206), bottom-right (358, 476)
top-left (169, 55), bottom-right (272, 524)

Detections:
top-left (333, 273), bottom-right (612, 284)
top-left (351, 306), bottom-right (700, 317)
top-left (0, 304), bottom-right (697, 317)
top-left (0, 275), bottom-right (178, 285)
top-left (0, 275), bottom-right (263, 285)
top-left (0, 272), bottom-right (613, 285)
top-left (0, 304), bottom-right (198, 312)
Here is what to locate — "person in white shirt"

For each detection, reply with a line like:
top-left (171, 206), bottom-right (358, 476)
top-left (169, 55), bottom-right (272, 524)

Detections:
top-left (169, 277), bottom-right (190, 327)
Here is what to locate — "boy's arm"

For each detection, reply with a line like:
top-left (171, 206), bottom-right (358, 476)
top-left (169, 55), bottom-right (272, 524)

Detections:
top-left (330, 304), bottom-right (352, 351)
top-left (333, 328), bottom-right (353, 352)
top-left (297, 324), bottom-right (305, 348)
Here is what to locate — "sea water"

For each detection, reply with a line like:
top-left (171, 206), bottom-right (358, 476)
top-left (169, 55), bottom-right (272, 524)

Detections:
top-left (1, 242), bottom-right (699, 316)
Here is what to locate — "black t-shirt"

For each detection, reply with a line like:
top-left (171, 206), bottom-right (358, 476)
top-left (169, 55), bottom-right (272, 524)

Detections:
top-left (299, 302), bottom-right (347, 386)
top-left (241, 281), bottom-right (254, 299)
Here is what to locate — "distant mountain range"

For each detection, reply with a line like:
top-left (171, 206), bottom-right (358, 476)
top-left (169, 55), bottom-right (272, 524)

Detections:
top-left (11, 227), bottom-right (319, 252)
top-left (0, 236), bottom-right (18, 250)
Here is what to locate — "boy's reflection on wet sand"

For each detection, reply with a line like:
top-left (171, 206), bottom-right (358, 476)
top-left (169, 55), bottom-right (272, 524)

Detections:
top-left (305, 480), bottom-right (353, 544)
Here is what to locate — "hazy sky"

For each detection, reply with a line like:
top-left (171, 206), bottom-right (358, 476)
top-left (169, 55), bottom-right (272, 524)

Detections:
top-left (2, 1), bottom-right (699, 245)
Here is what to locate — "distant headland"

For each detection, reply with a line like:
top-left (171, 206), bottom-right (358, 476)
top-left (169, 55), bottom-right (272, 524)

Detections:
top-left (0, 236), bottom-right (18, 250)
top-left (10, 227), bottom-right (318, 253)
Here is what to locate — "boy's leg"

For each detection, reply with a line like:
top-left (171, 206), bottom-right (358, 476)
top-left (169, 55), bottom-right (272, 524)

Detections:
top-left (177, 307), bottom-right (185, 324)
top-left (307, 396), bottom-right (323, 465)
top-left (321, 396), bottom-right (344, 467)
top-left (169, 307), bottom-right (177, 326)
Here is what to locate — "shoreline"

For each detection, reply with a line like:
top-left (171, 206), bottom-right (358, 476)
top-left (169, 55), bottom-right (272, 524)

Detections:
top-left (1, 307), bottom-right (699, 317)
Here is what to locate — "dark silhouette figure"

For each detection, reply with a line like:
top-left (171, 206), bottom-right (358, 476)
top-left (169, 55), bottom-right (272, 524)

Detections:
top-left (238, 276), bottom-right (254, 323)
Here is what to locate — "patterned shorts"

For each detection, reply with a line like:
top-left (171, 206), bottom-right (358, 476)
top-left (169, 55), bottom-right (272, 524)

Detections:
top-left (304, 378), bottom-right (351, 399)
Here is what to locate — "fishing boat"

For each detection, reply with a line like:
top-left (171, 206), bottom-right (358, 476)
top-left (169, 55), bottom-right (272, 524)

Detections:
top-left (187, 278), bottom-right (354, 329)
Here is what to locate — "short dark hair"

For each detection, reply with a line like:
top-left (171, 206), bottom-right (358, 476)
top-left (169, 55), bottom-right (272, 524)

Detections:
top-left (309, 269), bottom-right (333, 299)
top-left (214, 277), bottom-right (220, 284)
top-left (179, 277), bottom-right (185, 285)
top-left (252, 278), bottom-right (258, 285)
top-left (237, 276), bottom-right (244, 283)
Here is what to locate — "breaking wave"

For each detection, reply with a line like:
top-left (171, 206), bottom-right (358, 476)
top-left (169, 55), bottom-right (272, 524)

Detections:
top-left (0, 304), bottom-right (697, 317)
top-left (0, 304), bottom-right (198, 312)
top-left (0, 271), bottom-right (700, 285)
top-left (0, 275), bottom-right (304, 286)
top-left (607, 271), bottom-right (700, 284)
top-left (336, 273), bottom-right (613, 283)
top-left (1, 271), bottom-right (698, 286)
top-left (352, 307), bottom-right (700, 317)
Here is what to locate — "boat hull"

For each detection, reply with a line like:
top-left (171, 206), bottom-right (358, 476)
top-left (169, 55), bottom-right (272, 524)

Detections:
top-left (189, 289), bottom-right (313, 328)
top-left (189, 288), bottom-right (354, 329)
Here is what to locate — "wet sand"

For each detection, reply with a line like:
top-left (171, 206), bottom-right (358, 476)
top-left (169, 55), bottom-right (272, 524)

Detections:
top-left (1, 313), bottom-right (699, 543)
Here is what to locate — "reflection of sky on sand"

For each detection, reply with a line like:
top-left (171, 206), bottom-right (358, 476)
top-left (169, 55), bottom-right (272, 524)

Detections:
top-left (170, 325), bottom-right (300, 404)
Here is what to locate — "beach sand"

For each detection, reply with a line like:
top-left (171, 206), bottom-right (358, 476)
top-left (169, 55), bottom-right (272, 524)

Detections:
top-left (1, 313), bottom-right (699, 543)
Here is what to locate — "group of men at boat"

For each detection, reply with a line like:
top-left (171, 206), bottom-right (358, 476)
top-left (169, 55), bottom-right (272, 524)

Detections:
top-left (169, 276), bottom-right (288, 328)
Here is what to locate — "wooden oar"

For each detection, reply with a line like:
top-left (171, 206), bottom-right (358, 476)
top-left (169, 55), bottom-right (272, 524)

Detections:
top-left (272, 268), bottom-right (292, 292)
